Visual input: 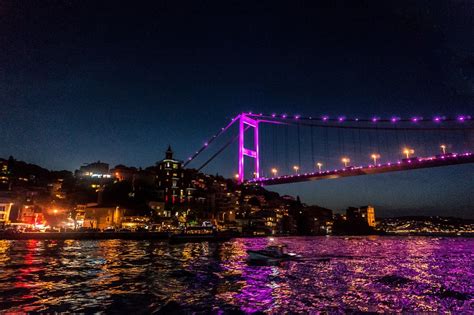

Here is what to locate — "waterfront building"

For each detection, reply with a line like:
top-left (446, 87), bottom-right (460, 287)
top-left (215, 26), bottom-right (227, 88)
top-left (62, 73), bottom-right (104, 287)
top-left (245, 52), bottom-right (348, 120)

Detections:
top-left (121, 215), bottom-right (150, 230)
top-left (346, 205), bottom-right (376, 227)
top-left (0, 201), bottom-right (12, 226)
top-left (148, 200), bottom-right (174, 220)
top-left (16, 204), bottom-right (46, 227)
top-left (83, 206), bottom-right (124, 230)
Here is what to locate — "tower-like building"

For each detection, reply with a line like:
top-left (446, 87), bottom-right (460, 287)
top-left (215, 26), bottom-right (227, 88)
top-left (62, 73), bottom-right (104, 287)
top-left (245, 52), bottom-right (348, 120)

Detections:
top-left (156, 146), bottom-right (184, 208)
top-left (346, 205), bottom-right (376, 227)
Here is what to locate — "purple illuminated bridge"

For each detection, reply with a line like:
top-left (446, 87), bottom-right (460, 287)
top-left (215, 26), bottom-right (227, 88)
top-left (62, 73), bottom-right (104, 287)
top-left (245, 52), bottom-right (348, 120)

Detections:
top-left (185, 112), bottom-right (474, 186)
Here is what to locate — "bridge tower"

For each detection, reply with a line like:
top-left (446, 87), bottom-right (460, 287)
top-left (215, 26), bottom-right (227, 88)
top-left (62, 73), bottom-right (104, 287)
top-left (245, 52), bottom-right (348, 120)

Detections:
top-left (238, 113), bottom-right (260, 183)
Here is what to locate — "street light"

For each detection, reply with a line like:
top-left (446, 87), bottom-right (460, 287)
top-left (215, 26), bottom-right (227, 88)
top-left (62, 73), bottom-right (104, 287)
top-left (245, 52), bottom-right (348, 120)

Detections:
top-left (341, 157), bottom-right (350, 168)
top-left (293, 165), bottom-right (299, 174)
top-left (371, 154), bottom-right (381, 165)
top-left (440, 145), bottom-right (447, 155)
top-left (271, 168), bottom-right (278, 177)
top-left (316, 162), bottom-right (323, 172)
top-left (403, 148), bottom-right (415, 159)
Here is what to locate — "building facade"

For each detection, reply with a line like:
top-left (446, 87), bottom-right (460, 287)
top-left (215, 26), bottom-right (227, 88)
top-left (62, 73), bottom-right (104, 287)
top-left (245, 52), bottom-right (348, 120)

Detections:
top-left (155, 146), bottom-right (185, 208)
top-left (0, 201), bottom-right (12, 226)
top-left (83, 206), bottom-right (124, 230)
top-left (346, 205), bottom-right (376, 227)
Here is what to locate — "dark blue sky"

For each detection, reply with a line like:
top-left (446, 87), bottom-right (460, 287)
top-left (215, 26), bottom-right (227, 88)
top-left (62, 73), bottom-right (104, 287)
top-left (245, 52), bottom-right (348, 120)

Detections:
top-left (0, 1), bottom-right (473, 217)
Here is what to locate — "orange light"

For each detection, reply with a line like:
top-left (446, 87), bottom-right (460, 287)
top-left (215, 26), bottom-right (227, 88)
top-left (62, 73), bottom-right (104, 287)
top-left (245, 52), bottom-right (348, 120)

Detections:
top-left (341, 157), bottom-right (350, 167)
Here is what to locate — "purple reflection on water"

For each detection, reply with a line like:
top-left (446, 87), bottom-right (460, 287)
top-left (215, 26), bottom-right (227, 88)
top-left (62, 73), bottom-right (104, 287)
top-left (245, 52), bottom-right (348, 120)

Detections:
top-left (224, 237), bottom-right (474, 313)
top-left (0, 237), bottom-right (473, 313)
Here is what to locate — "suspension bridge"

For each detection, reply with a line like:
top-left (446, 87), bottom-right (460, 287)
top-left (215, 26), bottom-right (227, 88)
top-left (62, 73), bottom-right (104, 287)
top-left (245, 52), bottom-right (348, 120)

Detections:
top-left (184, 112), bottom-right (474, 186)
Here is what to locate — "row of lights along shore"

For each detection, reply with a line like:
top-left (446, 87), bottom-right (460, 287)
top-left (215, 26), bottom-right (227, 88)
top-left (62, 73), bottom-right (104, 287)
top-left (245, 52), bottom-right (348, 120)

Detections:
top-left (236, 144), bottom-right (453, 179)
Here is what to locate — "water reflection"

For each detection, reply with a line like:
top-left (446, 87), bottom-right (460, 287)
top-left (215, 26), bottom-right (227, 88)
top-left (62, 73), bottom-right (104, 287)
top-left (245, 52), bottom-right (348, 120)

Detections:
top-left (0, 237), bottom-right (472, 313)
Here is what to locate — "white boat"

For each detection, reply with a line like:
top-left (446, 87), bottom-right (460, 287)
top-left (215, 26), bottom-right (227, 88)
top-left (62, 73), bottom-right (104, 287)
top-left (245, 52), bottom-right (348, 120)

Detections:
top-left (247, 245), bottom-right (300, 262)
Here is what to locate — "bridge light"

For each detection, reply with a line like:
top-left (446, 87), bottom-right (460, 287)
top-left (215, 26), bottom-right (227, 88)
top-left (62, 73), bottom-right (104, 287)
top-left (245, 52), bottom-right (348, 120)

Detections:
top-left (440, 145), bottom-right (447, 155)
top-left (371, 154), bottom-right (381, 165)
top-left (403, 148), bottom-right (415, 159)
top-left (341, 157), bottom-right (350, 168)
top-left (316, 162), bottom-right (323, 172)
top-left (271, 168), bottom-right (278, 177)
top-left (293, 165), bottom-right (299, 174)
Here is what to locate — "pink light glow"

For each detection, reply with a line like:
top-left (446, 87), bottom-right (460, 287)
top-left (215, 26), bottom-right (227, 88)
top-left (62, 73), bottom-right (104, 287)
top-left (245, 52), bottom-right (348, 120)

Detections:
top-left (238, 113), bottom-right (260, 183)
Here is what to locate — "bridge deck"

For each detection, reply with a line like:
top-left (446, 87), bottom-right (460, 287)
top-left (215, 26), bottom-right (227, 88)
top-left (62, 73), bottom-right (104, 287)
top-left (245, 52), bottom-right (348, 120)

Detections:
top-left (247, 152), bottom-right (474, 186)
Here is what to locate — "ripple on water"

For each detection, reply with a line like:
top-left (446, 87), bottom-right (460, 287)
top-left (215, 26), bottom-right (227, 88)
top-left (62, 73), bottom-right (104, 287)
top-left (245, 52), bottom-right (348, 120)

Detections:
top-left (0, 237), bottom-right (473, 313)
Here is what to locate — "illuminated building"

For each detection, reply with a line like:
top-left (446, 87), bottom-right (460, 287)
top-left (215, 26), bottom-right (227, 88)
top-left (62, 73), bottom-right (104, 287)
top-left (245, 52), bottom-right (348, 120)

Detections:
top-left (0, 159), bottom-right (10, 190)
top-left (148, 201), bottom-right (170, 217)
top-left (16, 204), bottom-right (45, 226)
top-left (346, 205), bottom-right (376, 227)
top-left (155, 146), bottom-right (184, 208)
top-left (83, 206), bottom-right (124, 230)
top-left (121, 216), bottom-right (150, 230)
top-left (110, 164), bottom-right (137, 182)
top-left (76, 161), bottom-right (111, 179)
top-left (0, 201), bottom-right (12, 226)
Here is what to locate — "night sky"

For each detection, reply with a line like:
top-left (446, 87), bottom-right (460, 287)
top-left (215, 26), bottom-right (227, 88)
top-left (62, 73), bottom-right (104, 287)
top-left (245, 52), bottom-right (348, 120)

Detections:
top-left (1, 1), bottom-right (473, 217)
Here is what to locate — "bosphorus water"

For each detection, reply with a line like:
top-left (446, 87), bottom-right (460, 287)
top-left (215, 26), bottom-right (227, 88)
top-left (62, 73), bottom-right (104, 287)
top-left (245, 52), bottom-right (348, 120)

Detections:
top-left (0, 236), bottom-right (473, 313)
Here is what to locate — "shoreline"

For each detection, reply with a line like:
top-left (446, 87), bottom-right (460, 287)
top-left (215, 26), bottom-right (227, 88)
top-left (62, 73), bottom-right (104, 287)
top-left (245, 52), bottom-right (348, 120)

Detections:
top-left (0, 231), bottom-right (473, 241)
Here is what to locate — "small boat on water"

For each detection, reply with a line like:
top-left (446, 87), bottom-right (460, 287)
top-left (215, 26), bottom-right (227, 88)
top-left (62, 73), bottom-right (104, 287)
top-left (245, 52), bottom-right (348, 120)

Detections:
top-left (247, 244), bottom-right (300, 262)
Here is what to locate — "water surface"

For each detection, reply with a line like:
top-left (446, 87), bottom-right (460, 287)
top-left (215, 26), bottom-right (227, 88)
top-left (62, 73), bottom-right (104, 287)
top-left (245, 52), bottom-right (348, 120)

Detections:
top-left (0, 236), bottom-right (473, 313)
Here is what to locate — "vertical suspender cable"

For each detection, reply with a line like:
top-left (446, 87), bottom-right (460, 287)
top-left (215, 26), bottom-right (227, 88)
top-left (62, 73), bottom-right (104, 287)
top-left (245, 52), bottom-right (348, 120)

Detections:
top-left (358, 128), bottom-right (362, 163)
top-left (297, 123), bottom-right (301, 169)
top-left (351, 128), bottom-right (356, 163)
top-left (285, 125), bottom-right (289, 174)
top-left (311, 125), bottom-right (315, 169)
top-left (325, 126), bottom-right (329, 168)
